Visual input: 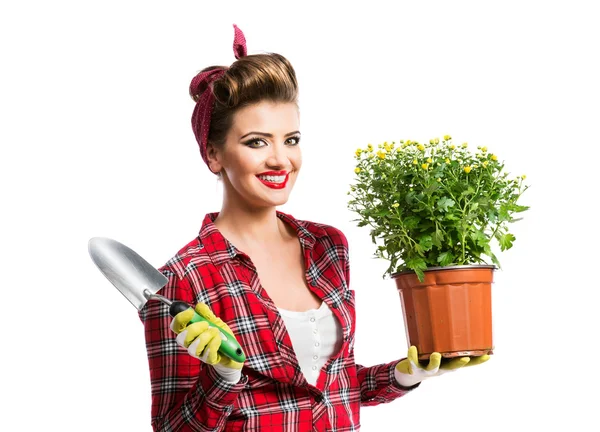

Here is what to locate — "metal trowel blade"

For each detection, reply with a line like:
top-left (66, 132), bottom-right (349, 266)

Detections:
top-left (88, 237), bottom-right (168, 310)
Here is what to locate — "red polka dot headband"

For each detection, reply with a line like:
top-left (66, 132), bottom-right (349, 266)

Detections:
top-left (189, 24), bottom-right (248, 171)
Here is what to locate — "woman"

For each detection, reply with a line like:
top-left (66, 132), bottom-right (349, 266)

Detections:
top-left (139, 24), bottom-right (489, 432)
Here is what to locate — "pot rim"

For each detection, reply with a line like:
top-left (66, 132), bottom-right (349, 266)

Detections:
top-left (390, 264), bottom-right (497, 278)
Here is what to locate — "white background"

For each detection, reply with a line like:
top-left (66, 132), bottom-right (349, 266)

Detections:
top-left (1, 1), bottom-right (598, 430)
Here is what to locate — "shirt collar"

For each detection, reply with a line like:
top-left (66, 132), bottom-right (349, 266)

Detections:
top-left (198, 210), bottom-right (328, 266)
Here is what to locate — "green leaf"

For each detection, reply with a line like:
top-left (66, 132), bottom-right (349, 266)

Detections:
top-left (406, 256), bottom-right (427, 282)
top-left (497, 233), bottom-right (516, 251)
top-left (403, 216), bottom-right (420, 229)
top-left (375, 208), bottom-right (391, 217)
top-left (418, 235), bottom-right (433, 251)
top-left (437, 197), bottom-right (456, 212)
top-left (469, 230), bottom-right (487, 247)
top-left (512, 204), bottom-right (530, 213)
top-left (437, 251), bottom-right (455, 266)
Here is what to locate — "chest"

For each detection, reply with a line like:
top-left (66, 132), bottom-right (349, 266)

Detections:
top-left (248, 240), bottom-right (321, 311)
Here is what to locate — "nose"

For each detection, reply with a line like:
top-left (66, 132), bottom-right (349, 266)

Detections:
top-left (266, 141), bottom-right (292, 169)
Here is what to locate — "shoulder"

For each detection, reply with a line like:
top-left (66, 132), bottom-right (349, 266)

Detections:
top-left (158, 236), bottom-right (212, 281)
top-left (296, 217), bottom-right (348, 247)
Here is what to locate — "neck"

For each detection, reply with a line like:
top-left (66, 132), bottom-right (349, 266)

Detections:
top-left (213, 204), bottom-right (292, 250)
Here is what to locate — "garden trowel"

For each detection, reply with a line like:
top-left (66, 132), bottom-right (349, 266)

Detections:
top-left (88, 236), bottom-right (245, 363)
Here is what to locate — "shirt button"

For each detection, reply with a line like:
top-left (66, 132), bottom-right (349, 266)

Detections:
top-left (310, 317), bottom-right (316, 322)
top-left (313, 329), bottom-right (318, 334)
top-left (313, 355), bottom-right (318, 360)
top-left (312, 365), bottom-right (317, 370)
top-left (315, 342), bottom-right (320, 347)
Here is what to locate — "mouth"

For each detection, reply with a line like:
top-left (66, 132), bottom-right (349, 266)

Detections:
top-left (256, 173), bottom-right (289, 189)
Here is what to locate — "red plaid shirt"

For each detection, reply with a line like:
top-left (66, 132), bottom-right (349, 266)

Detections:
top-left (139, 210), bottom-right (418, 431)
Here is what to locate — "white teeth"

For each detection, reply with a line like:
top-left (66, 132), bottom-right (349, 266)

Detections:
top-left (258, 175), bottom-right (286, 183)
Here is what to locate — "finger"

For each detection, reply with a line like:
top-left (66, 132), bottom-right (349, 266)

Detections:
top-left (194, 303), bottom-right (236, 338)
top-left (205, 328), bottom-right (223, 364)
top-left (425, 352), bottom-right (442, 372)
top-left (188, 326), bottom-right (221, 358)
top-left (170, 308), bottom-right (196, 334)
top-left (175, 321), bottom-right (210, 349)
top-left (441, 356), bottom-right (471, 370)
top-left (407, 346), bottom-right (420, 373)
top-left (465, 354), bottom-right (491, 367)
top-left (181, 321), bottom-right (210, 347)
top-left (195, 302), bottom-right (217, 322)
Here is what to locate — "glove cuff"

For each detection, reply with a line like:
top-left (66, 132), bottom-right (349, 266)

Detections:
top-left (212, 363), bottom-right (242, 383)
top-left (394, 366), bottom-right (423, 388)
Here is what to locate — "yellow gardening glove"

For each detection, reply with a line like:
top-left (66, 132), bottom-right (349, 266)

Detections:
top-left (394, 346), bottom-right (490, 387)
top-left (170, 302), bottom-right (244, 383)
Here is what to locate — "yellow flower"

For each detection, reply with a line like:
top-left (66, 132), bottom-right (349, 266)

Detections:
top-left (444, 135), bottom-right (451, 141)
top-left (354, 167), bottom-right (361, 174)
top-left (355, 149), bottom-right (362, 157)
top-left (417, 144), bottom-right (425, 151)
top-left (491, 154), bottom-right (498, 161)
top-left (445, 158), bottom-right (450, 163)
top-left (421, 163), bottom-right (429, 170)
top-left (437, 178), bottom-right (441, 182)
top-left (434, 138), bottom-right (440, 144)
top-left (462, 142), bottom-right (468, 148)
top-left (406, 140), bottom-right (412, 146)
top-left (449, 145), bottom-right (455, 150)
top-left (430, 139), bottom-right (435, 145)
top-left (522, 174), bottom-right (527, 179)
top-left (413, 159), bottom-right (418, 165)
top-left (377, 151), bottom-right (386, 159)
top-left (481, 146), bottom-right (488, 152)
top-left (367, 144), bottom-right (373, 151)
top-left (368, 153), bottom-right (374, 158)
top-left (464, 166), bottom-right (472, 173)
top-left (392, 202), bottom-right (400, 208)
top-left (427, 158), bottom-right (432, 163)
top-left (483, 161), bottom-right (489, 167)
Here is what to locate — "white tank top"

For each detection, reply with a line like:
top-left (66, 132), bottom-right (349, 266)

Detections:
top-left (277, 301), bottom-right (344, 385)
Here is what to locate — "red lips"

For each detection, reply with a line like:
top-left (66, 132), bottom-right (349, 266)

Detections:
top-left (257, 170), bottom-right (288, 176)
top-left (256, 172), bottom-right (289, 189)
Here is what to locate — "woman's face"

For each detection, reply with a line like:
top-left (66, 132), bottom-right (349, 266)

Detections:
top-left (209, 101), bottom-right (302, 209)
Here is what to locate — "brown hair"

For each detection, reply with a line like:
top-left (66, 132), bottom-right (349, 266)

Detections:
top-left (190, 53), bottom-right (299, 177)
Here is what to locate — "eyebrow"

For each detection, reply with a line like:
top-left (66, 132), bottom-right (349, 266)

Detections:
top-left (240, 131), bottom-right (301, 140)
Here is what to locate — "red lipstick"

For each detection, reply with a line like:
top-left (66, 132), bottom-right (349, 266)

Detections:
top-left (256, 171), bottom-right (289, 189)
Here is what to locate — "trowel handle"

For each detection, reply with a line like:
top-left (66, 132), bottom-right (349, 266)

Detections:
top-left (169, 301), bottom-right (246, 364)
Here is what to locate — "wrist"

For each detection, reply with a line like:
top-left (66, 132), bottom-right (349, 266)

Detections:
top-left (212, 363), bottom-right (242, 384)
top-left (394, 365), bottom-right (423, 388)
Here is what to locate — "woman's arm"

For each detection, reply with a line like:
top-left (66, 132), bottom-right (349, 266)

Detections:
top-left (138, 268), bottom-right (247, 431)
top-left (355, 360), bottom-right (420, 406)
top-left (337, 228), bottom-right (420, 406)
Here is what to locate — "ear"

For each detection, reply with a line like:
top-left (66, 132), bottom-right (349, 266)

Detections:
top-left (206, 142), bottom-right (223, 174)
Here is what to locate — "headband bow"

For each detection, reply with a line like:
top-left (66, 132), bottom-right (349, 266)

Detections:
top-left (190, 24), bottom-right (248, 171)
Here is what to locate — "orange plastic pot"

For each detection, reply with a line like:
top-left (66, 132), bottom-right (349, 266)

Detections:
top-left (391, 265), bottom-right (495, 361)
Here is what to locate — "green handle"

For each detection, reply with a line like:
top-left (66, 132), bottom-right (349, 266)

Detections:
top-left (170, 301), bottom-right (246, 363)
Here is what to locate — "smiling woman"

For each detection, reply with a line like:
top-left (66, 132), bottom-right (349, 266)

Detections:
top-left (137, 24), bottom-right (439, 432)
top-left (207, 100), bottom-right (303, 207)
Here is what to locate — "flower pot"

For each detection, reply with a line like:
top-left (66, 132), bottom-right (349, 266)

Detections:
top-left (391, 264), bottom-right (495, 361)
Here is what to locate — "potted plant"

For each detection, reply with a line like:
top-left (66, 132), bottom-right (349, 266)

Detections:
top-left (347, 136), bottom-right (529, 360)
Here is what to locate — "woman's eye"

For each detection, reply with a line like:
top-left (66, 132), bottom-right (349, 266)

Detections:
top-left (244, 136), bottom-right (300, 148)
top-left (246, 139), bottom-right (265, 148)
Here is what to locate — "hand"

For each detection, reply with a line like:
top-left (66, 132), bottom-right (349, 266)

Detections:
top-left (394, 346), bottom-right (490, 387)
top-left (170, 302), bottom-right (244, 383)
